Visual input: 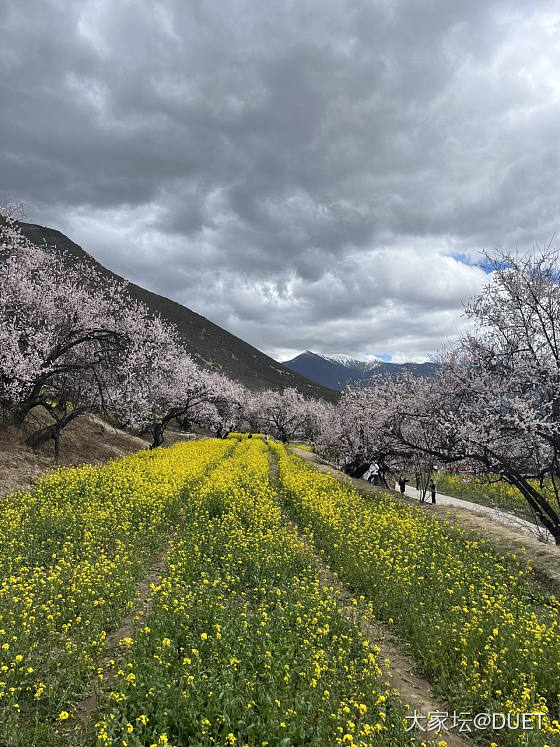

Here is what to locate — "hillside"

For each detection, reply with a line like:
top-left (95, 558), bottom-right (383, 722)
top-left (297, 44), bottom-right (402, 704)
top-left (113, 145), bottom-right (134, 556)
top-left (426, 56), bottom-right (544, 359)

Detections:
top-left (283, 350), bottom-right (438, 391)
top-left (17, 223), bottom-right (339, 402)
top-left (0, 410), bottom-right (149, 498)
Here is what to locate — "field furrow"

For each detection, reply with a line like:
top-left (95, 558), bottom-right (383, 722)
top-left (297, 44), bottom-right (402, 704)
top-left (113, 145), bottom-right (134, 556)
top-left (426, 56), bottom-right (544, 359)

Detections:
top-left (0, 439), bottom-right (233, 746)
top-left (272, 442), bottom-right (560, 747)
top-left (89, 439), bottom-right (419, 747)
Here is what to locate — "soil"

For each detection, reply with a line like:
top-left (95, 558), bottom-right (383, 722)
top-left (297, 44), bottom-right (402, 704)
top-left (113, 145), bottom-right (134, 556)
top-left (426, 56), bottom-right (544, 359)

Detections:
top-left (292, 447), bottom-right (560, 593)
top-left (0, 410), bottom-right (150, 499)
top-left (62, 539), bottom-right (175, 742)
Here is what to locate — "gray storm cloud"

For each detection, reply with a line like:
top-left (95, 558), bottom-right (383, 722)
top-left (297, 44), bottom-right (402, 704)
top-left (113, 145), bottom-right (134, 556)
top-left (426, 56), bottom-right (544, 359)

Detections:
top-left (1, 0), bottom-right (559, 361)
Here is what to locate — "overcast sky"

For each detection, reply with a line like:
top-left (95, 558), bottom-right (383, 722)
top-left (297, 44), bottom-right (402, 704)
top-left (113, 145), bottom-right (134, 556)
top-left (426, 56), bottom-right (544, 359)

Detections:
top-left (2, 0), bottom-right (559, 362)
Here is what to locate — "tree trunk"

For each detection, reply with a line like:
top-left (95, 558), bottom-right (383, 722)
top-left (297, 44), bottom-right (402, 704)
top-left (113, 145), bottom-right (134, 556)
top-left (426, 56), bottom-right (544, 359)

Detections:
top-left (150, 405), bottom-right (197, 450)
top-left (509, 475), bottom-right (560, 545)
top-left (11, 378), bottom-right (49, 424)
top-left (150, 422), bottom-right (166, 449)
top-left (25, 407), bottom-right (85, 459)
top-left (12, 398), bottom-right (42, 425)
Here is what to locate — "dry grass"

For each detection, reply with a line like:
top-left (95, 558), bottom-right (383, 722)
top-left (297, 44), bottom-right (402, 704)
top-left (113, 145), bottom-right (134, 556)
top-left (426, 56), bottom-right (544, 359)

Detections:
top-left (0, 409), bottom-right (149, 499)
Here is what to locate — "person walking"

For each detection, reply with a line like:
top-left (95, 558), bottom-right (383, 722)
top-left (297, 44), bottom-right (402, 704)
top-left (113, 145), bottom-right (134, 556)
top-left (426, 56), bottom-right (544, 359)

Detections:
top-left (415, 471), bottom-right (421, 490)
top-left (369, 462), bottom-right (380, 486)
top-left (430, 479), bottom-right (436, 504)
top-left (398, 474), bottom-right (407, 494)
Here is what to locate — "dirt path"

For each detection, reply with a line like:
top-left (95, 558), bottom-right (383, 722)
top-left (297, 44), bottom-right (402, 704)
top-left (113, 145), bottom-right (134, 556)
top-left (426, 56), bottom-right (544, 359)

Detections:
top-left (400, 482), bottom-right (553, 543)
top-left (269, 454), bottom-right (471, 747)
top-left (59, 538), bottom-right (175, 744)
top-left (292, 448), bottom-right (560, 591)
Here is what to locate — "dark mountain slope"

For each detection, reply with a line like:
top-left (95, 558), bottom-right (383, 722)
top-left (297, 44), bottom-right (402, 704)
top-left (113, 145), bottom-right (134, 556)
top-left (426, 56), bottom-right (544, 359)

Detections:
top-left (17, 222), bottom-right (339, 402)
top-left (283, 350), bottom-right (438, 391)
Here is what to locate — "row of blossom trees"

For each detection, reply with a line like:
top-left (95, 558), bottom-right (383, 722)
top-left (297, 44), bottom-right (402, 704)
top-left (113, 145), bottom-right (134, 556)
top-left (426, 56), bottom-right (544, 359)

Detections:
top-left (0, 208), bottom-right (323, 455)
top-left (9, 201), bottom-right (560, 543)
top-left (315, 248), bottom-right (560, 544)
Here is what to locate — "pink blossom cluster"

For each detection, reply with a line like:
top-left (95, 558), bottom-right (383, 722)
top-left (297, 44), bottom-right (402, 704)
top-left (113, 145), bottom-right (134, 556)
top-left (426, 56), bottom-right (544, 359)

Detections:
top-left (315, 249), bottom-right (560, 543)
top-left (0, 210), bottom-right (326, 454)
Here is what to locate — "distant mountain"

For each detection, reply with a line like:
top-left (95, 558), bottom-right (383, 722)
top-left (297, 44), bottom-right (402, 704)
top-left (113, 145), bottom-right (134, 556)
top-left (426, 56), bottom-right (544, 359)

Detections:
top-left (15, 222), bottom-right (339, 402)
top-left (282, 351), bottom-right (438, 391)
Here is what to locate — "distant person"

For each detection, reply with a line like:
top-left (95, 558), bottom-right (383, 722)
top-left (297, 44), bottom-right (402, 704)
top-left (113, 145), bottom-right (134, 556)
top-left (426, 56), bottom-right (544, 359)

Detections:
top-left (264, 435), bottom-right (269, 444)
top-left (368, 462), bottom-right (380, 486)
top-left (430, 479), bottom-right (436, 504)
top-left (398, 474), bottom-right (407, 494)
top-left (216, 426), bottom-right (223, 439)
top-left (247, 433), bottom-right (252, 439)
top-left (415, 472), bottom-right (421, 490)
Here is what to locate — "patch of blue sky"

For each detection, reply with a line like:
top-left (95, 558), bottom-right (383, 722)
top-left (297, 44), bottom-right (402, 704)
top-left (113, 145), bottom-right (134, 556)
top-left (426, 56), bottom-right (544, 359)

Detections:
top-left (447, 252), bottom-right (493, 275)
top-left (373, 353), bottom-right (392, 361)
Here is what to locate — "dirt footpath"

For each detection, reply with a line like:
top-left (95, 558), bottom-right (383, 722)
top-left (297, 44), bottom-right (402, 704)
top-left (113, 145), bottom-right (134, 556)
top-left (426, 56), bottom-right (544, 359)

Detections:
top-left (292, 448), bottom-right (560, 591)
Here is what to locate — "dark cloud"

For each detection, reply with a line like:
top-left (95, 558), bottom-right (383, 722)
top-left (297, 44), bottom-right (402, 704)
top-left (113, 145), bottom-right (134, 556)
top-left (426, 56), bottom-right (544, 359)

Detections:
top-left (2, 0), bottom-right (559, 361)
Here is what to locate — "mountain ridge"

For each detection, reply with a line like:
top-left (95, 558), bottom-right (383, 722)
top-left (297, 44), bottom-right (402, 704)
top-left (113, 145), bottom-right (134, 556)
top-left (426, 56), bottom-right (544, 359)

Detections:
top-left (16, 222), bottom-right (339, 403)
top-left (283, 350), bottom-right (438, 391)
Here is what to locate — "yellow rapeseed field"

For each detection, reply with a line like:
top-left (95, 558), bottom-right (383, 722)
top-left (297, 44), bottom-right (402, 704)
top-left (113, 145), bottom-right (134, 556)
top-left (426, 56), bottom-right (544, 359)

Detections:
top-left (92, 440), bottom-right (414, 747)
top-left (2, 434), bottom-right (558, 746)
top-left (0, 439), bottom-right (232, 745)
top-left (273, 443), bottom-right (560, 746)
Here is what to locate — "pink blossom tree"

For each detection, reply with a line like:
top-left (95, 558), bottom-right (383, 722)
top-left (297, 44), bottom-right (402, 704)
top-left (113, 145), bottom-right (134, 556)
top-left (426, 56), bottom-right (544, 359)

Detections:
top-left (117, 342), bottom-right (233, 448)
top-left (329, 248), bottom-right (560, 542)
top-left (211, 379), bottom-right (250, 438)
top-left (251, 387), bottom-right (310, 442)
top-left (317, 379), bottom-right (432, 486)
top-left (242, 387), bottom-right (323, 443)
top-left (0, 213), bottom-right (184, 455)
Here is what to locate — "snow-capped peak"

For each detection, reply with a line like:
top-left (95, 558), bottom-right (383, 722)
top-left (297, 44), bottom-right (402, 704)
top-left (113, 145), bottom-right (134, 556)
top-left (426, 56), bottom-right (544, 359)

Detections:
top-left (307, 351), bottom-right (384, 369)
top-left (321, 353), bottom-right (359, 365)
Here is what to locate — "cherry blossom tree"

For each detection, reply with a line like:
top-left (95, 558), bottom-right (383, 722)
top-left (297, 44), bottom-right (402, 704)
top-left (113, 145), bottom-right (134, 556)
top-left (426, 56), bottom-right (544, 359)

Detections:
top-left (430, 248), bottom-right (560, 541)
top-left (1, 210), bottom-right (335, 460)
top-left (118, 342), bottom-right (233, 449)
top-left (1, 213), bottom-right (191, 455)
top-left (211, 379), bottom-right (250, 437)
top-left (332, 248), bottom-right (560, 542)
top-left (251, 387), bottom-right (310, 442)
top-left (318, 379), bottom-right (428, 486)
